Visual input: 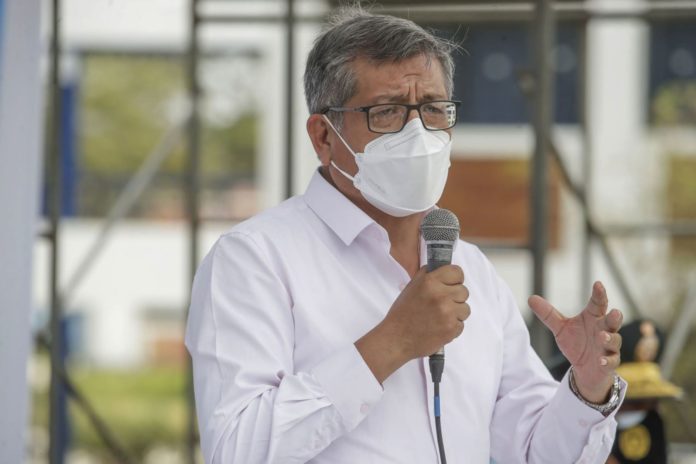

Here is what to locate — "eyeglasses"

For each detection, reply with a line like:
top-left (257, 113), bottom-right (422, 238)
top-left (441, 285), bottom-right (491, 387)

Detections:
top-left (321, 100), bottom-right (461, 134)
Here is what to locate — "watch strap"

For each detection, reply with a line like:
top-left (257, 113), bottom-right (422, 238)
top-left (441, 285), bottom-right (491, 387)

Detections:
top-left (569, 368), bottom-right (621, 417)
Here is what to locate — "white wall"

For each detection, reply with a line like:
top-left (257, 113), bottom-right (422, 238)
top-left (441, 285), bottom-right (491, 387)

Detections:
top-left (0, 0), bottom-right (44, 461)
top-left (34, 221), bottom-right (231, 367)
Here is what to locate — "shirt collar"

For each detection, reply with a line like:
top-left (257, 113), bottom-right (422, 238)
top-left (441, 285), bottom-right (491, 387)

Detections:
top-left (303, 169), bottom-right (376, 246)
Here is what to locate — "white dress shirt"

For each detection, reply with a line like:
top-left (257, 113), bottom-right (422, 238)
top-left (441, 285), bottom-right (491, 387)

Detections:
top-left (186, 170), bottom-right (625, 464)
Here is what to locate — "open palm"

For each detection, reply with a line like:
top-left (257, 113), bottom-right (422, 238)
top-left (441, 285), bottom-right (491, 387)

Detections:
top-left (529, 281), bottom-right (623, 402)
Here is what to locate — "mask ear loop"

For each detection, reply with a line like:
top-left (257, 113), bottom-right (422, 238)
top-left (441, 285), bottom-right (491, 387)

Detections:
top-left (322, 115), bottom-right (358, 182)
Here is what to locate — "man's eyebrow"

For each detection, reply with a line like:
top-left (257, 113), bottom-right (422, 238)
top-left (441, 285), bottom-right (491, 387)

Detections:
top-left (369, 92), bottom-right (449, 104)
top-left (421, 91), bottom-right (448, 101)
top-left (371, 93), bottom-right (408, 104)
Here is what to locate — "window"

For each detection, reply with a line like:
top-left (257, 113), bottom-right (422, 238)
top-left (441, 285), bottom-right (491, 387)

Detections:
top-left (649, 21), bottom-right (696, 126)
top-left (434, 22), bottom-right (582, 124)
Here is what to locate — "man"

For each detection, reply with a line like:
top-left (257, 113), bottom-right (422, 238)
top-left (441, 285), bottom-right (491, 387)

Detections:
top-left (186, 6), bottom-right (626, 463)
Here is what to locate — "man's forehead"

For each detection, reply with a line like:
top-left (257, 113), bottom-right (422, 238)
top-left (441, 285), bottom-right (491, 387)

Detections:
top-left (351, 55), bottom-right (447, 101)
top-left (351, 54), bottom-right (443, 80)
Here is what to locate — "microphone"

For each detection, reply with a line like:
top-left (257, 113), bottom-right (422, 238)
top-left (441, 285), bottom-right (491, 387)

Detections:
top-left (420, 208), bottom-right (460, 464)
top-left (420, 208), bottom-right (460, 379)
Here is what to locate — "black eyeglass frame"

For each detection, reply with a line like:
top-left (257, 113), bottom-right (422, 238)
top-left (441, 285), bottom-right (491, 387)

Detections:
top-left (320, 100), bottom-right (462, 134)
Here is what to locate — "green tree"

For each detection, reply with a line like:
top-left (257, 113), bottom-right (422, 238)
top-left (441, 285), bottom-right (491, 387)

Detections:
top-left (79, 54), bottom-right (257, 217)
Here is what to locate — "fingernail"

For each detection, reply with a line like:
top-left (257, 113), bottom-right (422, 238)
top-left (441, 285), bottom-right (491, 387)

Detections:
top-left (604, 333), bottom-right (611, 343)
top-left (600, 358), bottom-right (608, 366)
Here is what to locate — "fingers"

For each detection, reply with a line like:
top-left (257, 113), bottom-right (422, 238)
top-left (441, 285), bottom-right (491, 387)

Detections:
top-left (433, 300), bottom-right (468, 346)
top-left (595, 322), bottom-right (622, 371)
top-left (446, 309), bottom-right (468, 344)
top-left (599, 330), bottom-right (622, 353)
top-left (455, 302), bottom-right (471, 323)
top-left (414, 265), bottom-right (429, 278)
top-left (438, 285), bottom-right (470, 339)
top-left (585, 281), bottom-right (608, 317)
top-left (598, 352), bottom-right (621, 371)
top-left (440, 285), bottom-right (470, 323)
top-left (431, 264), bottom-right (464, 286)
top-left (528, 295), bottom-right (565, 336)
top-left (606, 308), bottom-right (623, 331)
top-left (391, 265), bottom-right (471, 358)
top-left (452, 285), bottom-right (470, 303)
top-left (452, 318), bottom-right (465, 339)
top-left (596, 308), bottom-right (624, 333)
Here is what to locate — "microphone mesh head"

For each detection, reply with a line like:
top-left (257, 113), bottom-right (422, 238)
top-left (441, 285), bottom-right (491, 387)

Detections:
top-left (420, 209), bottom-right (460, 242)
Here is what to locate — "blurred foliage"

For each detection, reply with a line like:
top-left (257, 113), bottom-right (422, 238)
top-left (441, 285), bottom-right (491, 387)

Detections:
top-left (661, 330), bottom-right (696, 444)
top-left (81, 55), bottom-right (184, 175)
top-left (659, 77), bottom-right (696, 442)
top-left (32, 358), bottom-right (189, 462)
top-left (79, 54), bottom-right (256, 217)
top-left (656, 78), bottom-right (696, 260)
top-left (652, 81), bottom-right (696, 126)
top-left (70, 366), bottom-right (187, 459)
top-left (666, 156), bottom-right (696, 261)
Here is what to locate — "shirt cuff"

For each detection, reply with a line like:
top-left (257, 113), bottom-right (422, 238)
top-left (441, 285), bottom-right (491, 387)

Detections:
top-left (311, 344), bottom-right (384, 431)
top-left (562, 369), bottom-right (627, 420)
top-left (551, 369), bottom-right (627, 463)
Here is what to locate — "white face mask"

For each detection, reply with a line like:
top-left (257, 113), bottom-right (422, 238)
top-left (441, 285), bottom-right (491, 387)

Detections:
top-left (616, 411), bottom-right (648, 430)
top-left (323, 116), bottom-right (452, 217)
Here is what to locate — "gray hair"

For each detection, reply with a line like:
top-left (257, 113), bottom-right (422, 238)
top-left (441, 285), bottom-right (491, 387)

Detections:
top-left (303, 5), bottom-right (458, 127)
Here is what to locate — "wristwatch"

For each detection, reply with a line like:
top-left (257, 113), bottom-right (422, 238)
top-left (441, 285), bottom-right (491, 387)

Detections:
top-left (569, 368), bottom-right (621, 416)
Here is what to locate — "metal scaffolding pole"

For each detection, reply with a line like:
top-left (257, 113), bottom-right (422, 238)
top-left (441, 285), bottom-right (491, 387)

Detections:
top-left (545, 140), bottom-right (646, 319)
top-left (578, 21), bottom-right (593, 299)
top-left (38, 335), bottom-right (135, 463)
top-left (528, 0), bottom-right (556, 363)
top-left (376, 1), bottom-right (696, 23)
top-left (285, 0), bottom-right (295, 198)
top-left (62, 122), bottom-right (184, 306)
top-left (47, 0), bottom-right (65, 462)
top-left (185, 0), bottom-right (202, 462)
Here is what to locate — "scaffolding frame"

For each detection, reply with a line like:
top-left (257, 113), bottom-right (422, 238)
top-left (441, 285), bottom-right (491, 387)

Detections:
top-left (43, 1), bottom-right (696, 463)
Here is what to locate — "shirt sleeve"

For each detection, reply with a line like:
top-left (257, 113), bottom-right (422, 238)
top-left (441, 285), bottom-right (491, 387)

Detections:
top-left (488, 271), bottom-right (625, 464)
top-left (531, 369), bottom-right (627, 464)
top-left (185, 232), bottom-right (383, 464)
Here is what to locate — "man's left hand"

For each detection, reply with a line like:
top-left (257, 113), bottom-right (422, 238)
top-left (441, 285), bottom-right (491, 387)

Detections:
top-left (529, 281), bottom-right (623, 403)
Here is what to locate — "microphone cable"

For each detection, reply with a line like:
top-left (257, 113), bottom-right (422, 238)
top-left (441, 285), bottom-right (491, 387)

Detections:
top-left (429, 353), bottom-right (447, 464)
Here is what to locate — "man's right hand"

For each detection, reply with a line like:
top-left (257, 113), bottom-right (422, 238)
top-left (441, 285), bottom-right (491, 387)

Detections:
top-left (355, 265), bottom-right (471, 384)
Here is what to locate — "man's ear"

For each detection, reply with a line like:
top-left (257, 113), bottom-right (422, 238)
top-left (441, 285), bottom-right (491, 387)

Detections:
top-left (307, 114), bottom-right (332, 167)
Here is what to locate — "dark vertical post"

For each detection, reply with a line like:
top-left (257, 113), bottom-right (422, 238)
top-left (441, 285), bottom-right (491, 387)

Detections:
top-left (185, 0), bottom-right (201, 462)
top-left (578, 22), bottom-right (593, 297)
top-left (47, 0), bottom-right (65, 462)
top-left (529, 0), bottom-right (555, 363)
top-left (285, 0), bottom-right (295, 198)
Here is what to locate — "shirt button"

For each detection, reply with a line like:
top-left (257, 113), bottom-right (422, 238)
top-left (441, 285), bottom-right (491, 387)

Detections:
top-left (360, 403), bottom-right (370, 414)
